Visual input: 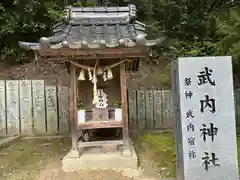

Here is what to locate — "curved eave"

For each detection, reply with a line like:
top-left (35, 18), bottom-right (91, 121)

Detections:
top-left (145, 37), bottom-right (167, 47)
top-left (18, 42), bottom-right (40, 51)
top-left (43, 24), bottom-right (71, 44)
top-left (20, 24), bottom-right (71, 50)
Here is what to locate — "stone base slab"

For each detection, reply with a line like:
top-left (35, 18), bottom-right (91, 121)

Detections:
top-left (62, 143), bottom-right (137, 172)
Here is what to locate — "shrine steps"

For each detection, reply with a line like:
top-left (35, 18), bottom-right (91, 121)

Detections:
top-left (77, 140), bottom-right (123, 148)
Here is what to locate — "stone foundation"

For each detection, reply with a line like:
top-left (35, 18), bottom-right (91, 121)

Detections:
top-left (62, 143), bottom-right (137, 172)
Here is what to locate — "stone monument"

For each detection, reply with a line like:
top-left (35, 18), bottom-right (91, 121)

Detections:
top-left (172, 56), bottom-right (239, 180)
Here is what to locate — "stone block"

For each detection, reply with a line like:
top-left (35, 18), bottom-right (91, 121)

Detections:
top-left (62, 141), bottom-right (137, 172)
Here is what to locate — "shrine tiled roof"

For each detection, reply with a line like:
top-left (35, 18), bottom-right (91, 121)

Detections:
top-left (18, 5), bottom-right (164, 50)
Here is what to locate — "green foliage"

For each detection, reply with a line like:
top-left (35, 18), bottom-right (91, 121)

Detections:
top-left (0, 0), bottom-right (63, 62)
top-left (113, 100), bottom-right (121, 108)
top-left (130, 0), bottom-right (240, 82)
top-left (72, 0), bottom-right (97, 7)
top-left (215, 7), bottom-right (240, 65)
top-left (77, 98), bottom-right (84, 110)
top-left (132, 0), bottom-right (238, 54)
top-left (1, 0), bottom-right (240, 72)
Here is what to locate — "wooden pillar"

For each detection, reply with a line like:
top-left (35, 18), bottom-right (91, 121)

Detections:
top-left (70, 64), bottom-right (78, 150)
top-left (120, 63), bottom-right (131, 156)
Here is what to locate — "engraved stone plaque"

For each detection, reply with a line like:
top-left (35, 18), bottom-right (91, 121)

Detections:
top-left (19, 80), bottom-right (32, 135)
top-left (58, 86), bottom-right (69, 133)
top-left (0, 80), bottom-right (6, 136)
top-left (172, 56), bottom-right (239, 180)
top-left (32, 80), bottom-right (46, 134)
top-left (46, 86), bottom-right (58, 134)
top-left (6, 80), bottom-right (19, 136)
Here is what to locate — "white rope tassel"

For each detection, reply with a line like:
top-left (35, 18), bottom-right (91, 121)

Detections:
top-left (88, 68), bottom-right (93, 82)
top-left (103, 71), bottom-right (107, 81)
top-left (92, 68), bottom-right (98, 104)
top-left (93, 82), bottom-right (98, 104)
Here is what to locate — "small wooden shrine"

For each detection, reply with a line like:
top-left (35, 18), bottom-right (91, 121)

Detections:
top-left (19, 4), bottom-right (163, 156)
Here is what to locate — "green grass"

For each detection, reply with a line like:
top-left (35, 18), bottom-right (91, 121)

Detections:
top-left (134, 131), bottom-right (240, 178)
top-left (238, 136), bottom-right (240, 172)
top-left (0, 138), bottom-right (70, 180)
top-left (0, 133), bottom-right (239, 179)
top-left (134, 131), bottom-right (176, 177)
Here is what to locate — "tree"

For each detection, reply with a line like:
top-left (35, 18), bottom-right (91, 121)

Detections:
top-left (216, 7), bottom-right (240, 64)
top-left (214, 7), bottom-right (240, 84)
top-left (0, 0), bottom-right (240, 66)
top-left (0, 0), bottom-right (62, 62)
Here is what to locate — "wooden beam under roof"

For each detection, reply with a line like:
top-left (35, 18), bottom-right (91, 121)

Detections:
top-left (38, 46), bottom-right (149, 59)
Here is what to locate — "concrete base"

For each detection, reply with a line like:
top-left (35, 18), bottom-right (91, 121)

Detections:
top-left (62, 143), bottom-right (137, 172)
